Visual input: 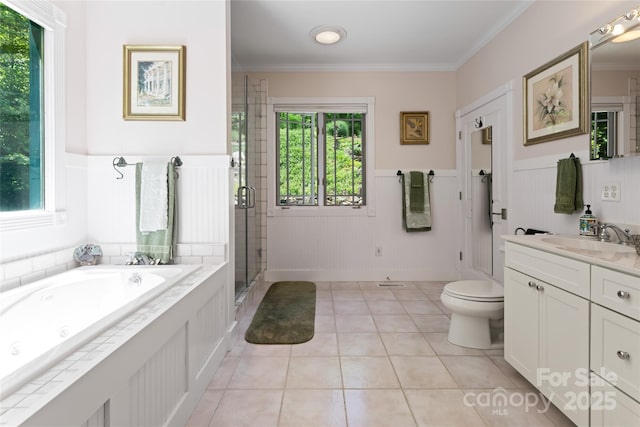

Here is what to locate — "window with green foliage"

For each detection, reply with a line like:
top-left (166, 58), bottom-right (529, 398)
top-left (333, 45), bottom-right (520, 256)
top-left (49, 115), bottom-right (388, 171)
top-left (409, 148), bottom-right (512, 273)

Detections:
top-left (0, 3), bottom-right (44, 212)
top-left (590, 110), bottom-right (618, 160)
top-left (277, 112), bottom-right (365, 207)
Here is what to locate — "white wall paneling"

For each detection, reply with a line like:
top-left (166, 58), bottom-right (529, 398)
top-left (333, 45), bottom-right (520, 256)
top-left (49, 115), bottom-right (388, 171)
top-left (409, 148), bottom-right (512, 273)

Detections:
top-left (266, 170), bottom-right (460, 282)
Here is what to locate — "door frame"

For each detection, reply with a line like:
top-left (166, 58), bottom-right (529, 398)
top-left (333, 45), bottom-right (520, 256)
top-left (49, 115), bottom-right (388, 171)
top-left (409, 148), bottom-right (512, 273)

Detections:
top-left (455, 82), bottom-right (513, 283)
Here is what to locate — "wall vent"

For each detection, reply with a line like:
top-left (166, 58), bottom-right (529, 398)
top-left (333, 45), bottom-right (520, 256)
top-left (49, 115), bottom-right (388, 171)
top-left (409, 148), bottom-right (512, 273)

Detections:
top-left (376, 282), bottom-right (406, 288)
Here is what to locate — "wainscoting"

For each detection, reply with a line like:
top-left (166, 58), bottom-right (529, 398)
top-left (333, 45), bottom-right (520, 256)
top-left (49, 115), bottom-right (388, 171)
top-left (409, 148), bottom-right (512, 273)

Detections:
top-left (266, 170), bottom-right (461, 282)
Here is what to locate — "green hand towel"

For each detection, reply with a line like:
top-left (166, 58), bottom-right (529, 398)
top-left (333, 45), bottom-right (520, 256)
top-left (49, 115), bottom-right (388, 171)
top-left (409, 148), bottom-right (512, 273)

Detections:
top-left (409, 171), bottom-right (424, 212)
top-left (402, 174), bottom-right (431, 232)
top-left (135, 163), bottom-right (175, 263)
top-left (554, 156), bottom-right (583, 214)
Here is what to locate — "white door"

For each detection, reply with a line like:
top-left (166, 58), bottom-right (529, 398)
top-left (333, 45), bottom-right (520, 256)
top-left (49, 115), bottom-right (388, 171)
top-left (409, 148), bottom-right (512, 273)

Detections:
top-left (456, 84), bottom-right (512, 282)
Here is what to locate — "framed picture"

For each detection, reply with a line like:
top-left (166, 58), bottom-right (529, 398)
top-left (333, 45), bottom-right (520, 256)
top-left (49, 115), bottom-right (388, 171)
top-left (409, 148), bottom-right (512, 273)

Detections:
top-left (482, 127), bottom-right (492, 145)
top-left (400, 111), bottom-right (429, 145)
top-left (523, 42), bottom-right (588, 145)
top-left (123, 45), bottom-right (186, 121)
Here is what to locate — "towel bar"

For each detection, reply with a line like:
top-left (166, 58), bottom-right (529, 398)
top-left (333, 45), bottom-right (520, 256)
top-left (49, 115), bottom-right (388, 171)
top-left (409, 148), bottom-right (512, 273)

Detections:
top-left (112, 156), bottom-right (183, 180)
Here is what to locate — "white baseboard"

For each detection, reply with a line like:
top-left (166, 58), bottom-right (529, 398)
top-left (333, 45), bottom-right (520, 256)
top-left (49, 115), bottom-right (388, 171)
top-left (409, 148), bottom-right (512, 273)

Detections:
top-left (264, 269), bottom-right (460, 283)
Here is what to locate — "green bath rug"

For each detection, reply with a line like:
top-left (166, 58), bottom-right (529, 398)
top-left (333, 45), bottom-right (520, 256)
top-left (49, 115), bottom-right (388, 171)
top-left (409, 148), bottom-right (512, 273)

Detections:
top-left (245, 281), bottom-right (316, 344)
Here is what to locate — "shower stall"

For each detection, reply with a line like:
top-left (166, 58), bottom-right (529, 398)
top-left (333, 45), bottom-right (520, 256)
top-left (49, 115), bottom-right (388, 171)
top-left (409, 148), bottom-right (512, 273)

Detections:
top-left (232, 75), bottom-right (264, 299)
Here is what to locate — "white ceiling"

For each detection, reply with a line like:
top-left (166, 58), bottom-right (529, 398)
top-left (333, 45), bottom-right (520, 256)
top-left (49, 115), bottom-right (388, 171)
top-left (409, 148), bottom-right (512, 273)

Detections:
top-left (230, 0), bottom-right (534, 72)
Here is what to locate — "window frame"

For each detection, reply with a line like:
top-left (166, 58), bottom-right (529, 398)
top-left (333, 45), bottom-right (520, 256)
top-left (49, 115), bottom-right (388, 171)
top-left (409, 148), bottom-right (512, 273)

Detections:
top-left (267, 97), bottom-right (375, 217)
top-left (0, 0), bottom-right (66, 231)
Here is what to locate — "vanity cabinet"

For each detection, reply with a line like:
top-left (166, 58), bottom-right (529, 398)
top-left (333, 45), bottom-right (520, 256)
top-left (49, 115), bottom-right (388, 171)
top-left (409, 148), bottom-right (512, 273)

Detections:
top-left (590, 266), bottom-right (640, 426)
top-left (504, 239), bottom-right (640, 427)
top-left (504, 242), bottom-right (590, 426)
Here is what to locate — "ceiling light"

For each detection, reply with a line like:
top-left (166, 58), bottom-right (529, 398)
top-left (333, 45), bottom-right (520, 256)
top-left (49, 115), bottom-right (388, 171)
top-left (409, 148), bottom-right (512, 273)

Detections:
top-left (310, 26), bottom-right (346, 45)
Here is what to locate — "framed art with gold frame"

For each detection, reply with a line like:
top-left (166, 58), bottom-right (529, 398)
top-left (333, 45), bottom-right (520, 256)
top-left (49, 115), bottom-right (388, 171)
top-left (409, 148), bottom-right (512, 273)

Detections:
top-left (400, 111), bottom-right (429, 145)
top-left (123, 45), bottom-right (186, 121)
top-left (523, 42), bottom-right (588, 145)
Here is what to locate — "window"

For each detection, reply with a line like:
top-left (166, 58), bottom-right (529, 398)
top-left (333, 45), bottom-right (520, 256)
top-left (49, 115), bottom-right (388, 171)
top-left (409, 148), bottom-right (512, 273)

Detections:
top-left (277, 111), bottom-right (366, 207)
top-left (0, 0), bottom-right (65, 230)
top-left (591, 110), bottom-right (619, 160)
top-left (0, 3), bottom-right (44, 211)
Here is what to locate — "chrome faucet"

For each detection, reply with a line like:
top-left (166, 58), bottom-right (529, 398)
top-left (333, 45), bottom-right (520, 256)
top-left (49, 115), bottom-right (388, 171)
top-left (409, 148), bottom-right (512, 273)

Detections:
top-left (125, 252), bottom-right (159, 265)
top-left (598, 223), bottom-right (633, 245)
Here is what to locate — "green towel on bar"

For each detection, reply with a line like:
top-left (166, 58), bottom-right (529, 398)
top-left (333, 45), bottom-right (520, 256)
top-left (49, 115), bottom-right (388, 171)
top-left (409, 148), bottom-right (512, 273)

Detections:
top-left (135, 163), bottom-right (175, 263)
top-left (409, 171), bottom-right (424, 212)
top-left (554, 156), bottom-right (583, 214)
top-left (402, 173), bottom-right (431, 232)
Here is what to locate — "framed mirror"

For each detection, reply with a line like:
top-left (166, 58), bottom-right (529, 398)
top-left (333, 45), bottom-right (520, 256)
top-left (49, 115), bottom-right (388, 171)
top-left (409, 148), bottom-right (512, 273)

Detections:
top-left (589, 6), bottom-right (640, 160)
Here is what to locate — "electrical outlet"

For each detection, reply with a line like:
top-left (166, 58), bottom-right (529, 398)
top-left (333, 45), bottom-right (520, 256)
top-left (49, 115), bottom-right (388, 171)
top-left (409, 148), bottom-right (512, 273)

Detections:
top-left (601, 183), bottom-right (621, 202)
top-left (375, 247), bottom-right (382, 256)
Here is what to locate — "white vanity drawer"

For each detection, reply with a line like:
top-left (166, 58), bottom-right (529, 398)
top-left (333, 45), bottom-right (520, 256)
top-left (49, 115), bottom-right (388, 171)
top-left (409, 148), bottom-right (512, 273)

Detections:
top-left (592, 266), bottom-right (640, 321)
top-left (591, 375), bottom-right (640, 427)
top-left (591, 303), bottom-right (640, 402)
top-left (504, 242), bottom-right (590, 298)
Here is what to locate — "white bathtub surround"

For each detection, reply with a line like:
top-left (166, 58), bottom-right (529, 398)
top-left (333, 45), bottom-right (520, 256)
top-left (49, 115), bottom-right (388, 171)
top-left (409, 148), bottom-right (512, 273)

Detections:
top-left (0, 246), bottom-right (77, 292)
top-left (0, 262), bottom-right (230, 427)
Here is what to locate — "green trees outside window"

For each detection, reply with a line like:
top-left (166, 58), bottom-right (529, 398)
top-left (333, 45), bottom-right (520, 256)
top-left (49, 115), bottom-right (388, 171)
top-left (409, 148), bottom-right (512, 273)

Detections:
top-left (0, 4), bottom-right (44, 212)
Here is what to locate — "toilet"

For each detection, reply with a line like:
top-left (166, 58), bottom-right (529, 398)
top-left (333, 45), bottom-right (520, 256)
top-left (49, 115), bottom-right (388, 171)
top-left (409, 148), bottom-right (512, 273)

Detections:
top-left (440, 280), bottom-right (504, 349)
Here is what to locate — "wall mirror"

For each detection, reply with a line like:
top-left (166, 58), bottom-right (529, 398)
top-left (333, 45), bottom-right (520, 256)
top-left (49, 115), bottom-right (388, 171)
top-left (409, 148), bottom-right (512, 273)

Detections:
top-left (471, 126), bottom-right (493, 276)
top-left (589, 6), bottom-right (640, 160)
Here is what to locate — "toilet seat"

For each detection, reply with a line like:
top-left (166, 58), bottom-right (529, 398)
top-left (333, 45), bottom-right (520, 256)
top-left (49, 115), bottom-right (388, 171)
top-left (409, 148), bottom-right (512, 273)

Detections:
top-left (443, 280), bottom-right (503, 302)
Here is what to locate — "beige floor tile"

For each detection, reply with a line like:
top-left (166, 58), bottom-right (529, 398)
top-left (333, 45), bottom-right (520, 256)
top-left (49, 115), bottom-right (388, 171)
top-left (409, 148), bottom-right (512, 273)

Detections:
top-left (206, 356), bottom-right (240, 389)
top-left (338, 332), bottom-right (387, 356)
top-left (291, 332), bottom-right (339, 356)
top-left (316, 289), bottom-right (333, 299)
top-left (392, 289), bottom-right (429, 300)
top-left (344, 389), bottom-right (416, 427)
top-left (227, 356), bottom-right (289, 389)
top-left (367, 300), bottom-right (407, 314)
top-left (331, 281), bottom-right (360, 290)
top-left (315, 314), bottom-right (337, 332)
top-left (400, 299), bottom-right (443, 314)
top-left (185, 389), bottom-right (224, 427)
top-left (405, 389), bottom-right (486, 427)
top-left (362, 289), bottom-right (397, 300)
top-left (465, 388), bottom-right (556, 427)
top-left (423, 332), bottom-right (485, 356)
top-left (341, 356), bottom-right (400, 388)
top-left (279, 389), bottom-right (347, 427)
top-left (209, 389), bottom-right (282, 427)
top-left (335, 314), bottom-right (377, 332)
top-left (390, 356), bottom-right (458, 388)
top-left (440, 356), bottom-right (516, 389)
top-left (489, 356), bottom-right (532, 389)
top-left (315, 298), bottom-right (335, 315)
top-left (242, 342), bottom-right (291, 357)
top-left (286, 356), bottom-right (343, 389)
top-left (379, 332), bottom-right (435, 356)
top-left (333, 300), bottom-right (370, 315)
top-left (373, 314), bottom-right (419, 332)
top-left (332, 289), bottom-right (365, 301)
top-left (411, 314), bottom-right (450, 332)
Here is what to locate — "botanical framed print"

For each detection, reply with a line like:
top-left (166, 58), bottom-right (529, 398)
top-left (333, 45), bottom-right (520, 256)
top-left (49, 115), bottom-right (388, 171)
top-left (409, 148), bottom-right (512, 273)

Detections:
top-left (123, 45), bottom-right (186, 121)
top-left (523, 42), bottom-right (588, 145)
top-left (400, 111), bottom-right (429, 145)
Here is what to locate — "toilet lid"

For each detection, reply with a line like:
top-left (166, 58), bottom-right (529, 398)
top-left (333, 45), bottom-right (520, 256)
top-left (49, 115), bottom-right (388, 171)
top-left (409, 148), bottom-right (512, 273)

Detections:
top-left (444, 280), bottom-right (504, 301)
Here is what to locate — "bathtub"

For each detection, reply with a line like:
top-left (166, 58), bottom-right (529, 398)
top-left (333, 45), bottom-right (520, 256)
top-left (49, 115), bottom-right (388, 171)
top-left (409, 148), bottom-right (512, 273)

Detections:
top-left (0, 265), bottom-right (199, 400)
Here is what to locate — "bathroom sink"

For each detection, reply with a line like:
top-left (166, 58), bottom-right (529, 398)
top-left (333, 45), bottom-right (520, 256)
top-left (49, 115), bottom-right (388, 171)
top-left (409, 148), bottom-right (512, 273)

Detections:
top-left (541, 236), bottom-right (637, 255)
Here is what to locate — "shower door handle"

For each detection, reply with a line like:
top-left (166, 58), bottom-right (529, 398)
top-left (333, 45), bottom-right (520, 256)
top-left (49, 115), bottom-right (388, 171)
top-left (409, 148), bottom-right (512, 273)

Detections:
top-left (237, 186), bottom-right (248, 209)
top-left (247, 186), bottom-right (256, 209)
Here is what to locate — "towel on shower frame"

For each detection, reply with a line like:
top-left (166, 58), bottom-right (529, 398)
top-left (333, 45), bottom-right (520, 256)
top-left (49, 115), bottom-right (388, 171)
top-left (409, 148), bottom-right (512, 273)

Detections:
top-left (135, 162), bottom-right (176, 264)
top-left (402, 171), bottom-right (432, 232)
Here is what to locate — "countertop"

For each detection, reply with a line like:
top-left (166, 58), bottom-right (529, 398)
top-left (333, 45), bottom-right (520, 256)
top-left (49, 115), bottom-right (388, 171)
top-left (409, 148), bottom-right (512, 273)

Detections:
top-left (503, 234), bottom-right (640, 277)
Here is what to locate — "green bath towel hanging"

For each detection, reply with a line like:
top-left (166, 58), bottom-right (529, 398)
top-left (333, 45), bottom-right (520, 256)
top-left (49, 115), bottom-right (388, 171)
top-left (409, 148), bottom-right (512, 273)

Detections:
top-left (402, 172), bottom-right (432, 232)
top-left (135, 163), bottom-right (176, 263)
top-left (554, 155), bottom-right (583, 214)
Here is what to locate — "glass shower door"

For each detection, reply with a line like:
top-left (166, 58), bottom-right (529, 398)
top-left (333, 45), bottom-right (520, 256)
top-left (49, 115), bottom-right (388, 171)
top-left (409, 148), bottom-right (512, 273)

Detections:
top-left (233, 75), bottom-right (259, 298)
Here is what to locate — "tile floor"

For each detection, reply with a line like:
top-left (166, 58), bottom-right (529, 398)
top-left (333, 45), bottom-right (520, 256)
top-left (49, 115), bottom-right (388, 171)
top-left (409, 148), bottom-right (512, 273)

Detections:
top-left (186, 281), bottom-right (575, 427)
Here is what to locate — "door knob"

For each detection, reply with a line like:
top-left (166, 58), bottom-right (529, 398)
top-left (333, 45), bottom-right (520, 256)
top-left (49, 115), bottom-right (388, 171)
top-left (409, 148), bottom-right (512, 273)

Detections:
top-left (491, 208), bottom-right (508, 220)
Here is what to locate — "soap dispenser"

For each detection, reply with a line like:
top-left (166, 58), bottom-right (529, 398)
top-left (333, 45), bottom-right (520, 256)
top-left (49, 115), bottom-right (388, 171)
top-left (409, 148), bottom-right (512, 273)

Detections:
top-left (579, 205), bottom-right (598, 237)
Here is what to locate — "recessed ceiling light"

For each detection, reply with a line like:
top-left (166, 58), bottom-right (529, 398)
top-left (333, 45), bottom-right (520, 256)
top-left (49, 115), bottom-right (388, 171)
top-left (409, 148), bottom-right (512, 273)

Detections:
top-left (310, 25), bottom-right (346, 45)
